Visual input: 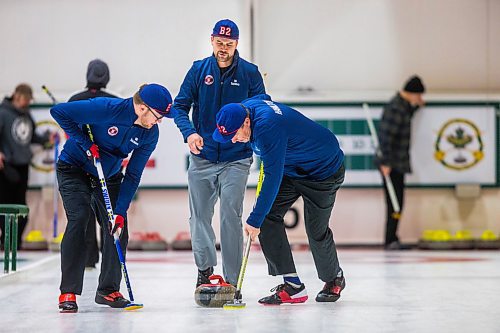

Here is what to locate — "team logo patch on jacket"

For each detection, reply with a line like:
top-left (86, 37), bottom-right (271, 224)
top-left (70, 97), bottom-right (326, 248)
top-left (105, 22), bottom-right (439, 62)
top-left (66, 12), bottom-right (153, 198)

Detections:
top-left (204, 75), bottom-right (214, 85)
top-left (11, 117), bottom-right (32, 145)
top-left (108, 126), bottom-right (118, 136)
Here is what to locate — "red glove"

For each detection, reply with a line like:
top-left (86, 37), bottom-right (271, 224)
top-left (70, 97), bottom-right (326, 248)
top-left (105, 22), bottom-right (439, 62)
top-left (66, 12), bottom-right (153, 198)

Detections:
top-left (110, 214), bottom-right (125, 236)
top-left (86, 144), bottom-right (100, 160)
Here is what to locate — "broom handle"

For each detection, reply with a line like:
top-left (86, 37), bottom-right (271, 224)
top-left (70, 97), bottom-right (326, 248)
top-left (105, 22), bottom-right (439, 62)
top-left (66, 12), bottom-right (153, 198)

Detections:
top-left (87, 124), bottom-right (137, 302)
top-left (235, 236), bottom-right (252, 294)
top-left (363, 103), bottom-right (401, 214)
top-left (233, 161), bottom-right (264, 297)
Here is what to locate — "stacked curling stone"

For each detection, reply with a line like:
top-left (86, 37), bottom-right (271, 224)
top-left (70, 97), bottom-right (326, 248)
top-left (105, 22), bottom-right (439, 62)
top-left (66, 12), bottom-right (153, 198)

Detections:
top-left (194, 275), bottom-right (236, 308)
top-left (23, 230), bottom-right (49, 250)
top-left (418, 230), bottom-right (454, 250)
top-left (171, 231), bottom-right (192, 251)
top-left (475, 230), bottom-right (500, 250)
top-left (128, 232), bottom-right (168, 251)
top-left (451, 230), bottom-right (474, 250)
top-left (48, 232), bottom-right (64, 252)
top-left (419, 229), bottom-right (479, 250)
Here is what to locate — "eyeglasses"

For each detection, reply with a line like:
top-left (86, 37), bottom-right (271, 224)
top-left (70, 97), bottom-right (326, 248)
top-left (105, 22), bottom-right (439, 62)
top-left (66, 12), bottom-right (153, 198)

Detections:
top-left (145, 105), bottom-right (164, 121)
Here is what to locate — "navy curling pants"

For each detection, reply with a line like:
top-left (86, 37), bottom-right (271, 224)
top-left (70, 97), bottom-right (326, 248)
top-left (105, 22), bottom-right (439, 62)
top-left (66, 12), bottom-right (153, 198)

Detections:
top-left (57, 160), bottom-right (128, 295)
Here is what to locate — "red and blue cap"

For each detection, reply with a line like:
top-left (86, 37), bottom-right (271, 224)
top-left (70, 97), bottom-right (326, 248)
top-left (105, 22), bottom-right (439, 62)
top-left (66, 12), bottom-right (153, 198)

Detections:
top-left (212, 19), bottom-right (239, 40)
top-left (212, 103), bottom-right (247, 143)
top-left (139, 83), bottom-right (178, 118)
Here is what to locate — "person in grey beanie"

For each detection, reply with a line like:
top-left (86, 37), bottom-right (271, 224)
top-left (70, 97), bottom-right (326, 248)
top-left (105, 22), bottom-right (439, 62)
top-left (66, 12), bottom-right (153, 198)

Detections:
top-left (70, 59), bottom-right (115, 101)
top-left (68, 59), bottom-right (118, 268)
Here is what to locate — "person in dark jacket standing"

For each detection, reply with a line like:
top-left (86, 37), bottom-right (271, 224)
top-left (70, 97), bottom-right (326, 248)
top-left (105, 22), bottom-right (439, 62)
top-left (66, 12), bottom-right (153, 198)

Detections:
top-left (0, 83), bottom-right (52, 249)
top-left (51, 83), bottom-right (177, 312)
top-left (377, 75), bottom-right (425, 250)
top-left (69, 59), bottom-right (117, 101)
top-left (68, 59), bottom-right (118, 269)
top-left (173, 19), bottom-right (265, 288)
top-left (213, 95), bottom-right (346, 305)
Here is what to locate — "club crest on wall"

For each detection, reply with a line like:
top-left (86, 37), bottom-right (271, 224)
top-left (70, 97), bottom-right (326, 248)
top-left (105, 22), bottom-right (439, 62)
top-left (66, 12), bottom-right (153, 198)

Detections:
top-left (434, 118), bottom-right (484, 170)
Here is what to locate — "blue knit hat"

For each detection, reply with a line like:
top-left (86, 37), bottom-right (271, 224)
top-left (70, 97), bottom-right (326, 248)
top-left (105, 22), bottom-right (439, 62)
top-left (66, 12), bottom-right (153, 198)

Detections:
top-left (212, 19), bottom-right (239, 40)
top-left (139, 83), bottom-right (178, 118)
top-left (213, 103), bottom-right (247, 143)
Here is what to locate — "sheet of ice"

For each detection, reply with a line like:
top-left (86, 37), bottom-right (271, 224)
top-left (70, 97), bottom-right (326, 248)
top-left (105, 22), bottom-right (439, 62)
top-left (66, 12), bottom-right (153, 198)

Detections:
top-left (1, 250), bottom-right (499, 333)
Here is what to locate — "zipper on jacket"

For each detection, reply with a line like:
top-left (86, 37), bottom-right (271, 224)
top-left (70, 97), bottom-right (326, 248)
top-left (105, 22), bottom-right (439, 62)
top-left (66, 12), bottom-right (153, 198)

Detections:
top-left (215, 59), bottom-right (236, 163)
top-left (217, 79), bottom-right (224, 163)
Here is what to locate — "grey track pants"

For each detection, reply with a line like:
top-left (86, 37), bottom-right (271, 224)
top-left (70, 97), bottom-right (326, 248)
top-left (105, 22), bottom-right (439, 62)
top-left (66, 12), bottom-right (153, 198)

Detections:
top-left (188, 155), bottom-right (252, 285)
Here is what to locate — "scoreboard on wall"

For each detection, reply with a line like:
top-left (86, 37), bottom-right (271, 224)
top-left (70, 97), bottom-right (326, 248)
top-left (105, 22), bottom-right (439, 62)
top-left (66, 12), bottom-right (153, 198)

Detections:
top-left (29, 102), bottom-right (498, 188)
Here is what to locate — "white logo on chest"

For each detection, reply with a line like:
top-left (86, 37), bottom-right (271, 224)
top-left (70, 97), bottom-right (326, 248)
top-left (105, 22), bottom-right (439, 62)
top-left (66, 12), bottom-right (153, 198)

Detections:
top-left (230, 79), bottom-right (240, 86)
top-left (11, 117), bottom-right (32, 144)
top-left (130, 137), bottom-right (139, 146)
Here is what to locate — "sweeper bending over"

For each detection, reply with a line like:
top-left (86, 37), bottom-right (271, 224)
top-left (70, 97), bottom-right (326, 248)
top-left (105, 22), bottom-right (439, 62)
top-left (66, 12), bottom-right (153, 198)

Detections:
top-left (51, 84), bottom-right (177, 312)
top-left (212, 94), bottom-right (346, 305)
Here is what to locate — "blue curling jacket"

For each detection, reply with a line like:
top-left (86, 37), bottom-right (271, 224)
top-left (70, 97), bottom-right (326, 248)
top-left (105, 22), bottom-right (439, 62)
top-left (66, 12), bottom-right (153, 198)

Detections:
top-left (244, 95), bottom-right (344, 228)
top-left (50, 98), bottom-right (159, 217)
top-left (174, 50), bottom-right (265, 162)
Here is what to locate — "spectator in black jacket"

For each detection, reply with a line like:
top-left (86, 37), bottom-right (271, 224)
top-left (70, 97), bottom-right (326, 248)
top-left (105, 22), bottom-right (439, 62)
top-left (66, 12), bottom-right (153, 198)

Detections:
top-left (0, 83), bottom-right (52, 249)
top-left (69, 59), bottom-right (117, 101)
top-left (68, 59), bottom-right (118, 268)
top-left (377, 75), bottom-right (425, 250)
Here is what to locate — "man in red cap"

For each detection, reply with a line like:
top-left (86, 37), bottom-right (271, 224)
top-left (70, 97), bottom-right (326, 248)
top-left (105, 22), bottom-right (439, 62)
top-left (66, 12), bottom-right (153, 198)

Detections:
top-left (213, 94), bottom-right (346, 305)
top-left (173, 19), bottom-right (266, 290)
top-left (51, 83), bottom-right (177, 312)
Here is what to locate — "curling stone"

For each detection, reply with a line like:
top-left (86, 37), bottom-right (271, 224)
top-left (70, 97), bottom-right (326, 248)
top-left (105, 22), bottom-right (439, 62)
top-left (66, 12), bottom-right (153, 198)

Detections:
top-left (418, 230), bottom-right (454, 250)
top-left (417, 229), bottom-right (434, 249)
top-left (418, 230), bottom-right (438, 250)
top-left (22, 230), bottom-right (49, 250)
top-left (475, 230), bottom-right (500, 250)
top-left (194, 275), bottom-right (236, 308)
top-left (128, 232), bottom-right (147, 250)
top-left (48, 232), bottom-right (64, 252)
top-left (141, 232), bottom-right (168, 251)
top-left (451, 230), bottom-right (474, 250)
top-left (171, 231), bottom-right (192, 251)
